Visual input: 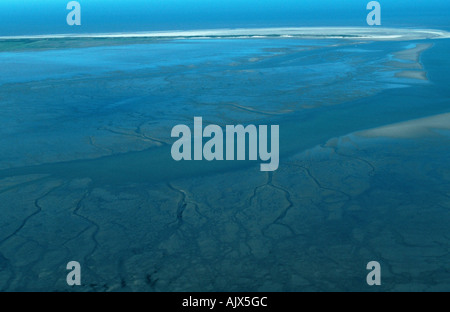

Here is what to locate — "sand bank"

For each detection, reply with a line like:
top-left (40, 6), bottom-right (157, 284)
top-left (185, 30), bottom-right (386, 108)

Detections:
top-left (1, 27), bottom-right (449, 41)
top-left (358, 112), bottom-right (450, 139)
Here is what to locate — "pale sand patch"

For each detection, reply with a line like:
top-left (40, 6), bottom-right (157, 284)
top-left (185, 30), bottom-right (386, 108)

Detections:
top-left (1, 27), bottom-right (449, 41)
top-left (357, 112), bottom-right (450, 138)
top-left (394, 43), bottom-right (433, 62)
top-left (385, 61), bottom-right (423, 70)
top-left (387, 44), bottom-right (433, 80)
top-left (394, 70), bottom-right (428, 81)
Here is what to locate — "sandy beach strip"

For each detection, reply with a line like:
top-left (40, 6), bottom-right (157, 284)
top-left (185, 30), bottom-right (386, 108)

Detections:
top-left (394, 71), bottom-right (428, 81)
top-left (1, 27), bottom-right (449, 41)
top-left (385, 43), bottom-right (434, 80)
top-left (357, 112), bottom-right (450, 139)
top-left (394, 43), bottom-right (433, 62)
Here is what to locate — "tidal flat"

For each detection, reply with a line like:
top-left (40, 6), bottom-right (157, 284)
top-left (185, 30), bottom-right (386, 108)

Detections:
top-left (0, 32), bottom-right (449, 291)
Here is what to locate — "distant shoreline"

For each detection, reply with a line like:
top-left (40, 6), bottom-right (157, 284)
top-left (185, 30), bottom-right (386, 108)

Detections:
top-left (1, 27), bottom-right (450, 41)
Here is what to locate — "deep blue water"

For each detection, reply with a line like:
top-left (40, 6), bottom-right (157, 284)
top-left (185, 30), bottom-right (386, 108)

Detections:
top-left (0, 1), bottom-right (450, 293)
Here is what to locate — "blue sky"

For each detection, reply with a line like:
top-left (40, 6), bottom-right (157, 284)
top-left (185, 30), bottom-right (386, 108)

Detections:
top-left (0, 0), bottom-right (449, 35)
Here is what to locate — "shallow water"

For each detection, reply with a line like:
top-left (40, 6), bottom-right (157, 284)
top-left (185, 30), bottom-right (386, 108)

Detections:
top-left (0, 36), bottom-right (449, 291)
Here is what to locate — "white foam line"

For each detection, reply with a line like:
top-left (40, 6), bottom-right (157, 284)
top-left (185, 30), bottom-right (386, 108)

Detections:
top-left (0, 27), bottom-right (449, 41)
